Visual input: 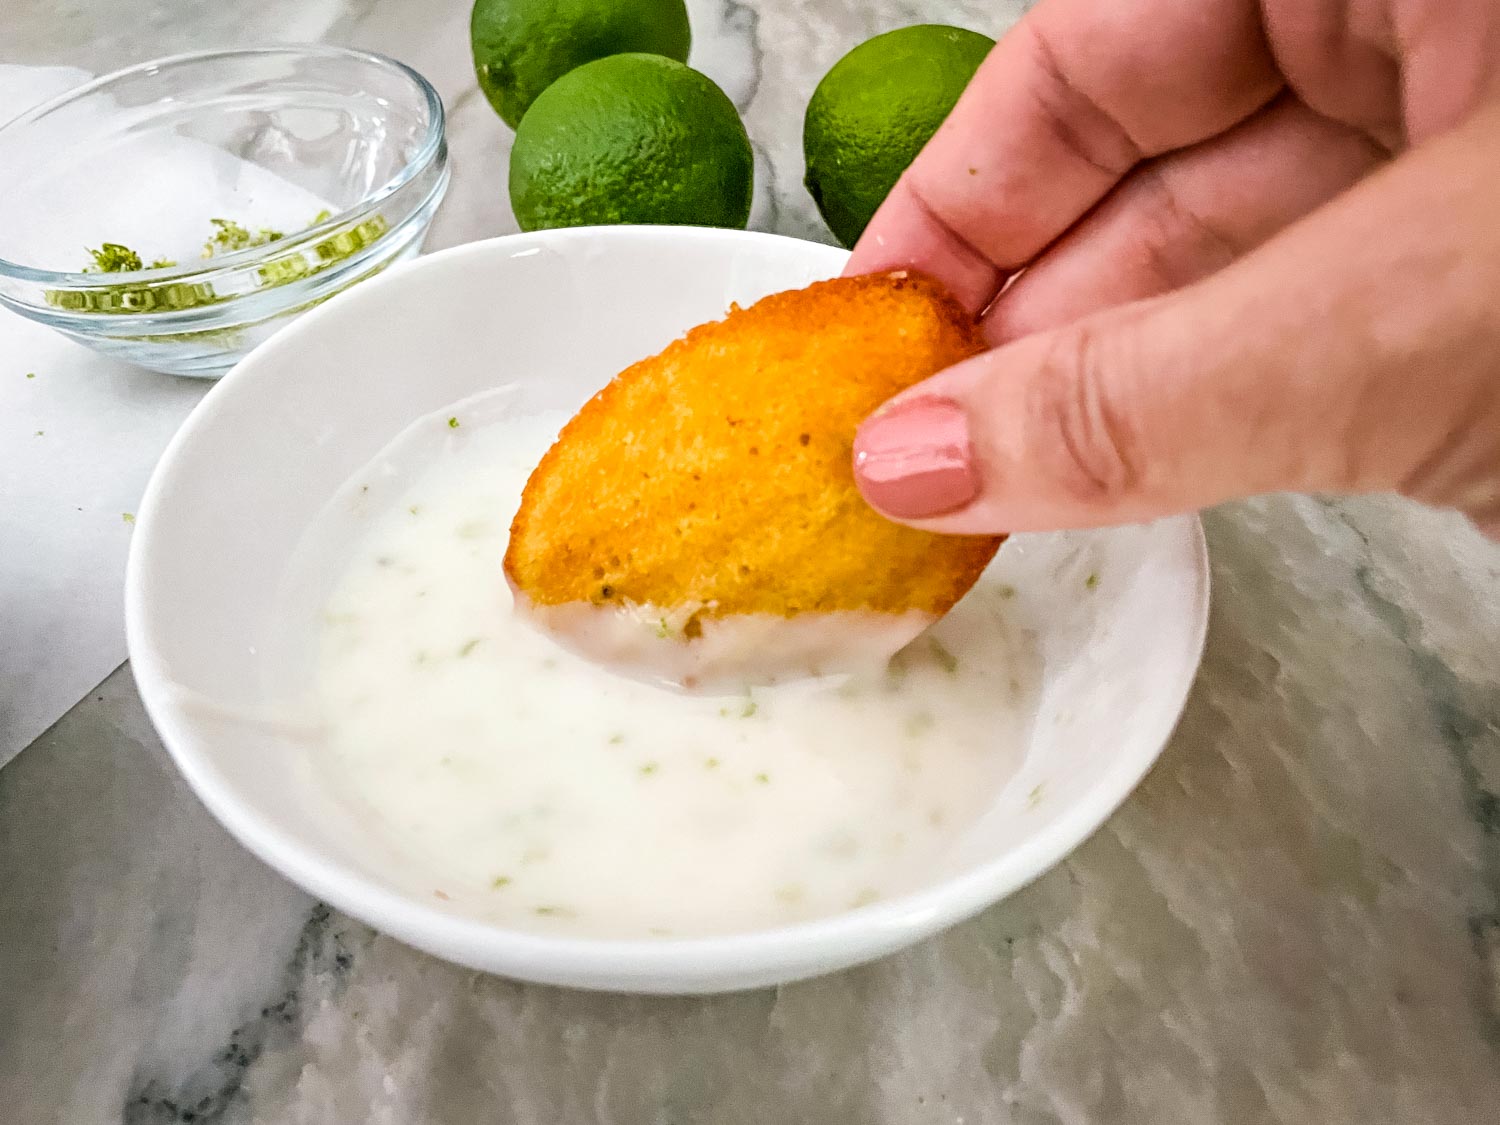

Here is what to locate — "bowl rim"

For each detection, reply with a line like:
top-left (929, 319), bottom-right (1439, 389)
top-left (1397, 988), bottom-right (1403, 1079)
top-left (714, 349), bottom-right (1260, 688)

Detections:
top-left (0, 44), bottom-right (447, 287)
top-left (125, 226), bottom-right (1212, 990)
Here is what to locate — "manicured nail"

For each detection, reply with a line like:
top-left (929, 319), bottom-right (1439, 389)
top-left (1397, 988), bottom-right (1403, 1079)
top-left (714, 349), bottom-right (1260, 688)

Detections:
top-left (853, 395), bottom-right (979, 519)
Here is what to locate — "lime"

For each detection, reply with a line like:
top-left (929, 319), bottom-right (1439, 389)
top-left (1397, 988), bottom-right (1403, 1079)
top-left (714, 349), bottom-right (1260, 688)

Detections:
top-left (470, 0), bottom-right (691, 128)
top-left (803, 25), bottom-right (994, 247)
top-left (509, 54), bottom-right (753, 232)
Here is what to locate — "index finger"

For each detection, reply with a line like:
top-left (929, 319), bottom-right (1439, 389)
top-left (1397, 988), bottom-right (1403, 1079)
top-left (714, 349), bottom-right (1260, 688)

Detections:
top-left (846, 0), bottom-right (1283, 312)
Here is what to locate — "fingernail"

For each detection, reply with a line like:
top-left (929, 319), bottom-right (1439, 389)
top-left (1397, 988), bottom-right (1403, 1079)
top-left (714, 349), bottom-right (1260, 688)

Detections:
top-left (853, 395), bottom-right (979, 519)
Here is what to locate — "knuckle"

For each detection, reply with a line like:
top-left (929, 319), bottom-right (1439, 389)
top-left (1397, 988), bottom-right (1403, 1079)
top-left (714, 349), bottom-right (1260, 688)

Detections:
top-left (1129, 165), bottom-right (1241, 290)
top-left (1023, 24), bottom-right (1143, 179)
top-left (1026, 323), bottom-right (1143, 507)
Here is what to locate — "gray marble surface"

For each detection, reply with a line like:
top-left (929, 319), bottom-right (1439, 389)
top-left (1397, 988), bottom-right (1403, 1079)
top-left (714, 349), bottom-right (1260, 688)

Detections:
top-left (3, 1), bottom-right (1500, 1122)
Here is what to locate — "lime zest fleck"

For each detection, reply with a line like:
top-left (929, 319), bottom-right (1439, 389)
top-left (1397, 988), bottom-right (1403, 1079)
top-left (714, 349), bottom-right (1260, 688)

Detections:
top-left (33, 430), bottom-right (43, 437)
top-left (447, 416), bottom-right (460, 429)
top-left (1026, 783), bottom-right (1046, 810)
top-left (638, 761), bottom-right (660, 777)
top-left (490, 875), bottom-right (512, 890)
top-left (740, 699), bottom-right (758, 718)
top-left (608, 733), bottom-right (626, 745)
top-left (533, 905), bottom-right (575, 918)
top-left (927, 637), bottom-right (959, 674)
top-left (121, 512), bottom-right (135, 524)
top-left (458, 638), bottom-right (482, 657)
top-left (1085, 572), bottom-right (1100, 590)
top-left (754, 771), bottom-right (770, 784)
top-left (704, 756), bottom-right (720, 770)
top-left (85, 242), bottom-right (143, 273)
top-left (204, 217), bottom-right (284, 257)
top-left (25, 372), bottom-right (35, 379)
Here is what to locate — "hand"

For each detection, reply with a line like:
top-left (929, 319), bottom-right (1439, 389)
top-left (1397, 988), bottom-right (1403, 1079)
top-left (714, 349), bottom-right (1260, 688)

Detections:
top-left (847, 0), bottom-right (1500, 536)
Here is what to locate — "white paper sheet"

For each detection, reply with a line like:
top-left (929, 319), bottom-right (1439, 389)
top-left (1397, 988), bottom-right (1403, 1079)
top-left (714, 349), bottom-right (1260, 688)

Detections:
top-left (0, 65), bottom-right (331, 766)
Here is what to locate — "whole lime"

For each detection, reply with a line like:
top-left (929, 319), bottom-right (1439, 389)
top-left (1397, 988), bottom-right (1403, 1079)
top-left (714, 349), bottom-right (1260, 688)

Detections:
top-left (470, 0), bottom-right (691, 129)
top-left (509, 54), bottom-right (753, 232)
top-left (803, 25), bottom-right (994, 247)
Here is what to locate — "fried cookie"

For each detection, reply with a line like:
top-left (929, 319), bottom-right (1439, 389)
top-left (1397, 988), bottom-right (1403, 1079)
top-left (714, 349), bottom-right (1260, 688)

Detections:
top-left (504, 271), bottom-right (1003, 688)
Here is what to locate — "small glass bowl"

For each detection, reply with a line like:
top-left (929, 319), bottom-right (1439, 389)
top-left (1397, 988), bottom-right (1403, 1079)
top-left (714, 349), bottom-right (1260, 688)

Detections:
top-left (0, 46), bottom-right (449, 377)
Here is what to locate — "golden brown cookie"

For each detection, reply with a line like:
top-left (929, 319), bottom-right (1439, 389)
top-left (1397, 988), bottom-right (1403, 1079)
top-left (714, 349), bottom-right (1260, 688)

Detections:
top-left (504, 271), bottom-right (1003, 686)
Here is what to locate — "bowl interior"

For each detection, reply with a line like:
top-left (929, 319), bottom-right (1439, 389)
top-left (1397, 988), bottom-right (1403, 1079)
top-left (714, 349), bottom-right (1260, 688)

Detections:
top-left (127, 228), bottom-right (1209, 991)
top-left (0, 48), bottom-right (439, 274)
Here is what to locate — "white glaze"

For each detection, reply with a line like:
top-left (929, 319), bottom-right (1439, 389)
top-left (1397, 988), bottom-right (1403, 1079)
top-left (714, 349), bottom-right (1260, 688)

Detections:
top-left (311, 409), bottom-right (1039, 938)
top-left (513, 597), bottom-right (937, 690)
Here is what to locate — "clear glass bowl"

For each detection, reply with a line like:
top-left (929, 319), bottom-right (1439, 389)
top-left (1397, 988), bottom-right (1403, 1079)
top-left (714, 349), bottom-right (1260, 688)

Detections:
top-left (0, 46), bottom-right (449, 377)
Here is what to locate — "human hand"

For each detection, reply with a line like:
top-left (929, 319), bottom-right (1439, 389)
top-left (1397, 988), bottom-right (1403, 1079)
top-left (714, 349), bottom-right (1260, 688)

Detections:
top-left (847, 0), bottom-right (1500, 536)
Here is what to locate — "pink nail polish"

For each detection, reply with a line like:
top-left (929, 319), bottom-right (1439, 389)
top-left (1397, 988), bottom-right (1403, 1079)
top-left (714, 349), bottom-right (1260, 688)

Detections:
top-left (853, 396), bottom-right (979, 519)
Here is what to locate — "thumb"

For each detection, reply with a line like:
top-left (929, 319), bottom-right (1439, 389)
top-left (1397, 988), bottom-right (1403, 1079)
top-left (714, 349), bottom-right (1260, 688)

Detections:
top-left (854, 105), bottom-right (1500, 536)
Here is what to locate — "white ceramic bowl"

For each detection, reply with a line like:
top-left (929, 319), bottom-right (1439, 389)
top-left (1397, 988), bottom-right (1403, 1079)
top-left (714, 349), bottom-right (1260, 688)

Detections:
top-left (126, 227), bottom-right (1210, 994)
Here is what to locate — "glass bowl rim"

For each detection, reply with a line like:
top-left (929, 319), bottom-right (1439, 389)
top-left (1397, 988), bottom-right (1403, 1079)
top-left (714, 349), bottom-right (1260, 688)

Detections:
top-left (0, 44), bottom-right (447, 287)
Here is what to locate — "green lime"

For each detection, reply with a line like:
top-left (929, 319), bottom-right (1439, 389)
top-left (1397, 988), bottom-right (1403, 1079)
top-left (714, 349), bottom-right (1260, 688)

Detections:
top-left (470, 0), bottom-right (692, 129)
top-left (509, 54), bottom-right (753, 232)
top-left (803, 25), bottom-right (994, 247)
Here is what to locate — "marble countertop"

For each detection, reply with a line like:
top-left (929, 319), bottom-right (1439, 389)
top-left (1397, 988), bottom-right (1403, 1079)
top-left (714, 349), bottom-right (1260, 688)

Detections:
top-left (3, 1), bottom-right (1500, 1121)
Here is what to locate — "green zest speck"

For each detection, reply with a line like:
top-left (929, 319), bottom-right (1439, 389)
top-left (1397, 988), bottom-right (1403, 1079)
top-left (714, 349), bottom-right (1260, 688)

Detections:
top-left (704, 756), bottom-right (720, 770)
top-left (121, 512), bottom-right (135, 524)
top-left (740, 699), bottom-right (758, 718)
top-left (1085, 572), bottom-right (1100, 590)
top-left (638, 761), bottom-right (660, 776)
top-left (608, 733), bottom-right (626, 745)
top-left (754, 771), bottom-right (770, 784)
top-left (458, 638), bottom-right (482, 657)
top-left (205, 218), bottom-right (283, 256)
top-left (447, 416), bottom-right (460, 429)
top-left (491, 875), bottom-right (512, 890)
top-left (24, 372), bottom-right (34, 379)
top-left (85, 243), bottom-right (143, 272)
top-left (927, 637), bottom-right (959, 674)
